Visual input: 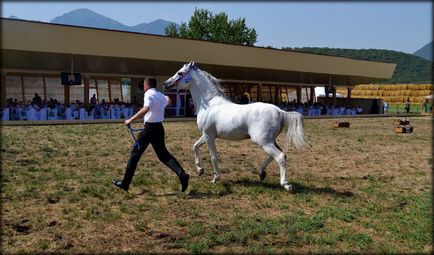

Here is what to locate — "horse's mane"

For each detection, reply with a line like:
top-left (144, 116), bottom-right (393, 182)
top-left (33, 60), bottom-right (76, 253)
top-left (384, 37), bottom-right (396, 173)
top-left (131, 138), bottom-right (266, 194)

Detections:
top-left (199, 70), bottom-right (228, 98)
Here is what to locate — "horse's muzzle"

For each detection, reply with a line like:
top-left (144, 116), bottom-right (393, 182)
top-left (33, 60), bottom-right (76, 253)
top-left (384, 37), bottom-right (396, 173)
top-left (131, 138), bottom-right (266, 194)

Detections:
top-left (162, 81), bottom-right (172, 90)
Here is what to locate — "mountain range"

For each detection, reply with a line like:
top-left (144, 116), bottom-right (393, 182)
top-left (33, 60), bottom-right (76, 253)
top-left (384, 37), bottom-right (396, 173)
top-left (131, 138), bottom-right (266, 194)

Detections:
top-left (413, 41), bottom-right (433, 61)
top-left (49, 8), bottom-right (178, 35)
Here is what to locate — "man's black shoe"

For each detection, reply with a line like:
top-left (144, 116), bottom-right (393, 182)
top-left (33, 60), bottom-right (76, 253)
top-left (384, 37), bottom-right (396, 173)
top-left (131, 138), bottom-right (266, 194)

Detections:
top-left (180, 173), bottom-right (190, 192)
top-left (112, 179), bottom-right (129, 192)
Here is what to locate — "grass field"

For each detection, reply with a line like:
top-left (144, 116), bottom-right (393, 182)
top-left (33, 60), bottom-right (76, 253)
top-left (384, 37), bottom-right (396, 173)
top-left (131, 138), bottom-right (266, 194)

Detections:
top-left (1, 117), bottom-right (432, 254)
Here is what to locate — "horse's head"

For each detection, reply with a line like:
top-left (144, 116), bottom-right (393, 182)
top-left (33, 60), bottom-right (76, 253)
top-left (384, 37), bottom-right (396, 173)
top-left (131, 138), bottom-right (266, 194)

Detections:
top-left (163, 61), bottom-right (197, 90)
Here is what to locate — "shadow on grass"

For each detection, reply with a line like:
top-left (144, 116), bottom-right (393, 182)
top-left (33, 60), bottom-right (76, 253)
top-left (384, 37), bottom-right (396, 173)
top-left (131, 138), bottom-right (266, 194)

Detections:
top-left (227, 179), bottom-right (354, 197)
top-left (289, 182), bottom-right (354, 197)
top-left (187, 183), bottom-right (234, 199)
top-left (137, 189), bottom-right (178, 196)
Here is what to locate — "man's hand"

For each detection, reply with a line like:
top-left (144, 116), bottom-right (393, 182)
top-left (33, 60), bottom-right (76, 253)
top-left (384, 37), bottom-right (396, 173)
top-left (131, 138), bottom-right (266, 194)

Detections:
top-left (166, 96), bottom-right (172, 106)
top-left (125, 118), bottom-right (132, 126)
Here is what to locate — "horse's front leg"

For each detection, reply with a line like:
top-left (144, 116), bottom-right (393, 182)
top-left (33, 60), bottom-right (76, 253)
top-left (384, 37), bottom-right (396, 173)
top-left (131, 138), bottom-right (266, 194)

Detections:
top-left (205, 137), bottom-right (220, 183)
top-left (193, 135), bottom-right (207, 176)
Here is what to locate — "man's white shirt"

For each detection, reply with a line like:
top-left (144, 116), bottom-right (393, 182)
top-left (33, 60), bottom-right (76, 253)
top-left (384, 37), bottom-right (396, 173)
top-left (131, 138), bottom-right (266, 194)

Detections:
top-left (143, 88), bottom-right (168, 123)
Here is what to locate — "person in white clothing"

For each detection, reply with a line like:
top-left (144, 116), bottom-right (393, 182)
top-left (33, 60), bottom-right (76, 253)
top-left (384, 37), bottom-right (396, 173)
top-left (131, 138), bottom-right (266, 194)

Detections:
top-left (113, 77), bottom-right (189, 192)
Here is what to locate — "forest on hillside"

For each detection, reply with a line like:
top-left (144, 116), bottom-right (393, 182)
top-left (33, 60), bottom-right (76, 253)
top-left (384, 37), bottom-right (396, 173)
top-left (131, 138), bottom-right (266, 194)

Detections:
top-left (282, 47), bottom-right (433, 84)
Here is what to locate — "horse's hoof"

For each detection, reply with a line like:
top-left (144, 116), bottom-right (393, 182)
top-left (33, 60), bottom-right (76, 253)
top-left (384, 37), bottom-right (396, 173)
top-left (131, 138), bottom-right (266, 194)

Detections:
top-left (210, 176), bottom-right (220, 183)
top-left (284, 184), bottom-right (294, 193)
top-left (259, 172), bottom-right (266, 181)
top-left (197, 168), bottom-right (204, 176)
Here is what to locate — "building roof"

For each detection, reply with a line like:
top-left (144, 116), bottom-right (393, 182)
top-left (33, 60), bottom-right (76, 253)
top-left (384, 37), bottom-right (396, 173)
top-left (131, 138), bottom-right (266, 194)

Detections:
top-left (1, 18), bottom-right (396, 86)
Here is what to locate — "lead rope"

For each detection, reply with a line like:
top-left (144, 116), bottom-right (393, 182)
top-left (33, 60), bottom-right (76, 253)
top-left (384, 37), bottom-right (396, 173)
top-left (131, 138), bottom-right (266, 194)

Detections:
top-left (127, 124), bottom-right (143, 150)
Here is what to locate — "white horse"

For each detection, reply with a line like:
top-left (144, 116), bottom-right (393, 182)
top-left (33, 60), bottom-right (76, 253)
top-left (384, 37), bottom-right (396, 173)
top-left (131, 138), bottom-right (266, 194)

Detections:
top-left (163, 61), bottom-right (305, 191)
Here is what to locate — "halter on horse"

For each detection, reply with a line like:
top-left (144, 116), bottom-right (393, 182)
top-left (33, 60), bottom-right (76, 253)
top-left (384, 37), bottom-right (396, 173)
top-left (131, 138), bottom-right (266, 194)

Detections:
top-left (163, 61), bottom-right (305, 191)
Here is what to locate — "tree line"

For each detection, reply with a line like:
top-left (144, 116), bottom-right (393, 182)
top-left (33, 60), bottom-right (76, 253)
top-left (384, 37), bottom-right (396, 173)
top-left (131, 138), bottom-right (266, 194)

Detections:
top-left (165, 9), bottom-right (432, 84)
top-left (284, 47), bottom-right (433, 84)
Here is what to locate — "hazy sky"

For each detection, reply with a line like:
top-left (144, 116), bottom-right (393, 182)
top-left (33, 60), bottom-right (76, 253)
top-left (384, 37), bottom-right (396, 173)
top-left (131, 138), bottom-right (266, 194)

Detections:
top-left (2, 1), bottom-right (432, 54)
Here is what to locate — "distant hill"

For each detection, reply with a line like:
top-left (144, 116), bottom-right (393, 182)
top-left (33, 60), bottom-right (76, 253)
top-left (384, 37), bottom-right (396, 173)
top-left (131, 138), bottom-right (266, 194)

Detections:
top-left (282, 47), bottom-right (432, 84)
top-left (413, 41), bottom-right (433, 61)
top-left (50, 8), bottom-right (179, 35)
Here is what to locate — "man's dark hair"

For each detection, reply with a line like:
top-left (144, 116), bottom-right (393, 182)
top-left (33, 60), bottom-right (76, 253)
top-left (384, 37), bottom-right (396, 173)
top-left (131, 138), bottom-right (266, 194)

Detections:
top-left (145, 77), bottom-right (157, 88)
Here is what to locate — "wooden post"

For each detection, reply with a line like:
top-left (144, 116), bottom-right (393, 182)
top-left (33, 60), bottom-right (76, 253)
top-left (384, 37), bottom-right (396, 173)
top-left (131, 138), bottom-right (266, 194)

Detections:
top-left (275, 85), bottom-right (280, 105)
top-left (42, 77), bottom-right (47, 101)
top-left (0, 74), bottom-right (6, 106)
top-left (20, 76), bottom-right (25, 102)
top-left (332, 85), bottom-right (336, 106)
top-left (108, 79), bottom-right (112, 102)
top-left (296, 86), bottom-right (301, 103)
top-left (347, 87), bottom-right (352, 99)
top-left (310, 87), bottom-right (315, 104)
top-left (84, 77), bottom-right (89, 106)
top-left (119, 79), bottom-right (123, 102)
top-left (94, 79), bottom-right (99, 101)
top-left (64, 84), bottom-right (70, 104)
top-left (257, 83), bottom-right (262, 102)
top-left (130, 78), bottom-right (138, 104)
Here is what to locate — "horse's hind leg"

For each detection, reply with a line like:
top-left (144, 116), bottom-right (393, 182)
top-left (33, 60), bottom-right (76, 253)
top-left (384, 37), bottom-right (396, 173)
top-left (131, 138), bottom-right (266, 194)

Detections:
top-left (259, 156), bottom-right (273, 181)
top-left (258, 143), bottom-right (282, 181)
top-left (261, 143), bottom-right (292, 192)
top-left (193, 134), bottom-right (207, 176)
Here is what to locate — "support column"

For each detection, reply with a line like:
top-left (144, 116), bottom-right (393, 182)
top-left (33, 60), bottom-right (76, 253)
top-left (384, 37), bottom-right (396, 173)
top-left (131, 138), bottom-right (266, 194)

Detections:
top-left (347, 87), bottom-right (352, 99)
top-left (1, 74), bottom-right (6, 106)
top-left (42, 77), bottom-right (47, 101)
top-left (296, 86), bottom-right (302, 104)
top-left (84, 77), bottom-right (89, 106)
top-left (119, 79), bottom-right (123, 102)
top-left (332, 85), bottom-right (336, 106)
top-left (64, 85), bottom-right (70, 104)
top-left (310, 87), bottom-right (315, 104)
top-left (275, 85), bottom-right (280, 105)
top-left (257, 83), bottom-right (262, 102)
top-left (20, 76), bottom-right (25, 102)
top-left (108, 79), bottom-right (112, 102)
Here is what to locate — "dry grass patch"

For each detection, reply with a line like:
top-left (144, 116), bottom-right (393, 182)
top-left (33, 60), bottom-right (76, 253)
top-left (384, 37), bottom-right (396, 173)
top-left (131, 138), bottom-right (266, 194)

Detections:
top-left (1, 117), bottom-right (432, 254)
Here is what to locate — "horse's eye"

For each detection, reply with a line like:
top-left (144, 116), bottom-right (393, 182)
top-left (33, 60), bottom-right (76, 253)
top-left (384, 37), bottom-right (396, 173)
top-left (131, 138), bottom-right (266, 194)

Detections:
top-left (177, 72), bottom-right (185, 76)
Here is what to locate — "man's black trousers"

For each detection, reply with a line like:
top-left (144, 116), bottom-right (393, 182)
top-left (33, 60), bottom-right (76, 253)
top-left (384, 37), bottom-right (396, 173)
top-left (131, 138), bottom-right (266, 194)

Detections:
top-left (121, 122), bottom-right (185, 188)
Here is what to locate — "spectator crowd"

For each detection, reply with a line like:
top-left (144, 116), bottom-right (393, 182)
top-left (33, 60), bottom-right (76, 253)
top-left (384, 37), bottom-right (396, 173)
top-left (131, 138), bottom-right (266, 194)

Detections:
top-left (1, 93), bottom-right (138, 121)
top-left (1, 94), bottom-right (364, 121)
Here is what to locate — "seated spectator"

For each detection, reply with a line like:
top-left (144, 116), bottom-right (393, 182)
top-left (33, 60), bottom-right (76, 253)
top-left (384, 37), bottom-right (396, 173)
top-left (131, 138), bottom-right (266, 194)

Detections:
top-left (1, 106), bottom-right (10, 121)
top-left (32, 93), bottom-right (42, 106)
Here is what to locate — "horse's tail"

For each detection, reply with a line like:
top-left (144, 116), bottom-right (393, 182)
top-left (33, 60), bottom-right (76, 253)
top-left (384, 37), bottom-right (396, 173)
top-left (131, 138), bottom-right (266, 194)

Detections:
top-left (282, 111), bottom-right (305, 149)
